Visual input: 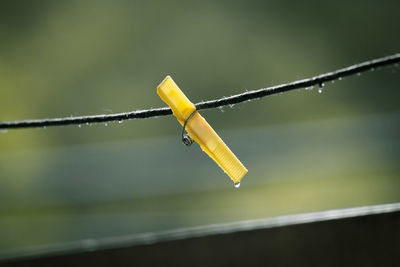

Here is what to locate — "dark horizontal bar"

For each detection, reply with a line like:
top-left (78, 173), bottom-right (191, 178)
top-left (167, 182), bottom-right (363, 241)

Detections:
top-left (2, 203), bottom-right (400, 266)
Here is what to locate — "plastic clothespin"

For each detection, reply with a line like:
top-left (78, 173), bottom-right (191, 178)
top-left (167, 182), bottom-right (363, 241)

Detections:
top-left (157, 75), bottom-right (248, 186)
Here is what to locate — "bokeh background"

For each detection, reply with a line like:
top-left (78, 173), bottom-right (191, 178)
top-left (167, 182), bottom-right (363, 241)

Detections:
top-left (0, 0), bottom-right (399, 259)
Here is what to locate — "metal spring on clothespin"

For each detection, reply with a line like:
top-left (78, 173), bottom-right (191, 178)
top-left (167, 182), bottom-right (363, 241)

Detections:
top-left (181, 110), bottom-right (196, 146)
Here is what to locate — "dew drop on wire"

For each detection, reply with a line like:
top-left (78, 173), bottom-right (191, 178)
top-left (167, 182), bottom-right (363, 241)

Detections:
top-left (118, 121), bottom-right (123, 124)
top-left (234, 182), bottom-right (241, 188)
top-left (78, 125), bottom-right (82, 128)
top-left (104, 123), bottom-right (108, 126)
top-left (318, 82), bottom-right (324, 94)
top-left (338, 77), bottom-right (343, 80)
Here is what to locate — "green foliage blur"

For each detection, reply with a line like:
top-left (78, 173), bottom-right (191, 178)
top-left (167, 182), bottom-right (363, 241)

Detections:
top-left (0, 0), bottom-right (399, 258)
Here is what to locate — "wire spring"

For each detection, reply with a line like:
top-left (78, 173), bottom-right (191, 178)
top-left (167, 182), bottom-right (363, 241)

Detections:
top-left (181, 111), bottom-right (196, 146)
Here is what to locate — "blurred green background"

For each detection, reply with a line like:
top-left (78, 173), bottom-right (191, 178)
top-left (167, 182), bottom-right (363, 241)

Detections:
top-left (0, 0), bottom-right (399, 259)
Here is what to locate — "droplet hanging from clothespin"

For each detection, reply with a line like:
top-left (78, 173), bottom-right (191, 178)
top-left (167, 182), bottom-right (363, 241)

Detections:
top-left (157, 76), bottom-right (248, 186)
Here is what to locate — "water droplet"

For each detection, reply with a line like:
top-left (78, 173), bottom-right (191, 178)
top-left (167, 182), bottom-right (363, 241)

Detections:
top-left (104, 123), bottom-right (108, 126)
top-left (234, 182), bottom-right (241, 188)
top-left (331, 80), bottom-right (335, 83)
top-left (86, 122), bottom-right (90, 126)
top-left (118, 120), bottom-right (123, 124)
top-left (338, 77), bottom-right (343, 80)
top-left (318, 83), bottom-right (324, 93)
top-left (318, 82), bottom-right (324, 93)
top-left (78, 125), bottom-right (82, 128)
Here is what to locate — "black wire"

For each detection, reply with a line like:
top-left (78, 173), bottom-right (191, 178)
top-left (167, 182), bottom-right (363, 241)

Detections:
top-left (1, 53), bottom-right (399, 130)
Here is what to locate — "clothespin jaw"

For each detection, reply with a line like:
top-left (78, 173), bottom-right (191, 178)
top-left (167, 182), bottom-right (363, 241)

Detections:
top-left (157, 76), bottom-right (248, 185)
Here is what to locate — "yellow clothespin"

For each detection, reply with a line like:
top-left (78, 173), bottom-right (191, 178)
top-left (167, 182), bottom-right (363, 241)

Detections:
top-left (157, 76), bottom-right (248, 187)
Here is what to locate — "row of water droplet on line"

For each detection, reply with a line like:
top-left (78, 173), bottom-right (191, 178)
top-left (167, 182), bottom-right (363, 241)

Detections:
top-left (0, 76), bottom-right (353, 134)
top-left (2, 64), bottom-right (397, 133)
top-left (77, 120), bottom-right (124, 128)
